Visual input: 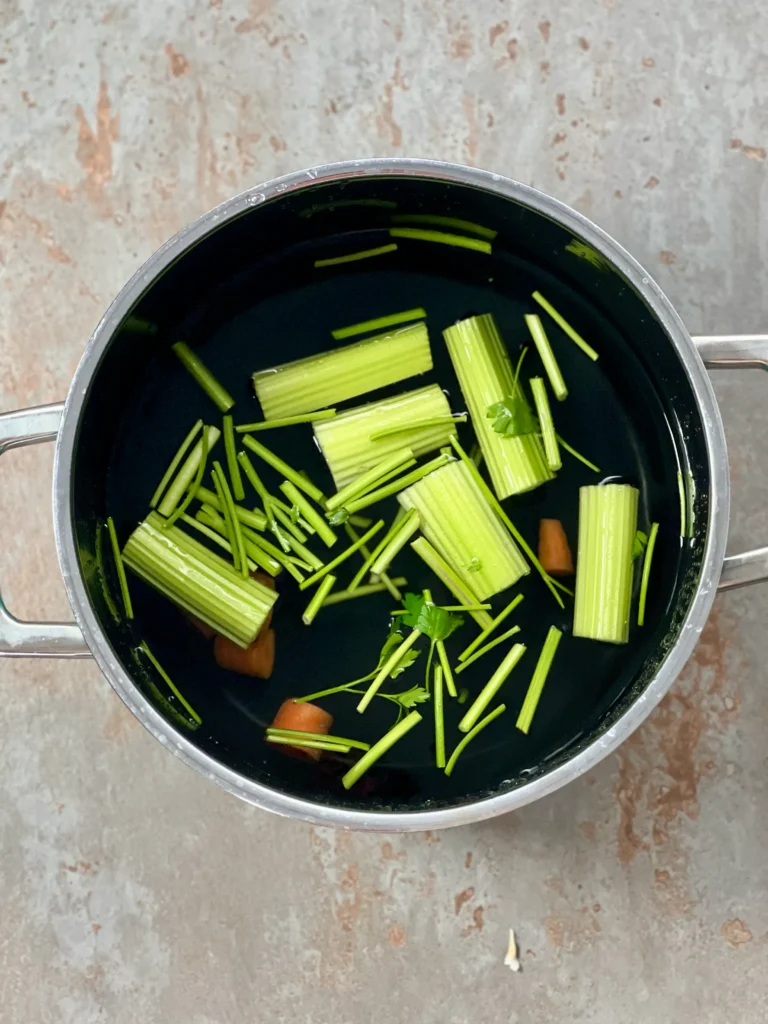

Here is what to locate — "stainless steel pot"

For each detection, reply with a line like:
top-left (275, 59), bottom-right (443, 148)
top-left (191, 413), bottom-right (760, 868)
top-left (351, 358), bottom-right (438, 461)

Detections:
top-left (1, 158), bottom-right (766, 832)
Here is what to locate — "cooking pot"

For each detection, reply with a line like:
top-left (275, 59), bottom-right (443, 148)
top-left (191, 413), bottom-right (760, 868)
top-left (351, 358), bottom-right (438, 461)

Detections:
top-left (1, 158), bottom-right (766, 832)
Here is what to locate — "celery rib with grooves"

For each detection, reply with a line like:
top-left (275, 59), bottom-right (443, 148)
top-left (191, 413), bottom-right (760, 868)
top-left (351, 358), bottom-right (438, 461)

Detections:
top-left (223, 415), bottom-right (245, 501)
top-left (332, 308), bottom-right (426, 341)
top-left (444, 314), bottom-right (552, 498)
top-left (326, 448), bottom-right (414, 512)
top-left (181, 514), bottom-right (261, 574)
top-left (236, 410), bottom-right (336, 432)
top-left (398, 460), bottom-right (528, 600)
top-left (314, 243), bottom-right (398, 268)
top-left (322, 578), bottom-right (408, 606)
top-left (299, 521), bottom-right (384, 591)
top-left (459, 593), bottom-right (523, 662)
top-left (302, 575), bottom-right (337, 625)
top-left (411, 537), bottom-right (493, 629)
top-left (525, 315), bottom-right (568, 401)
top-left (531, 291), bottom-right (599, 361)
top-left (389, 227), bottom-right (492, 254)
top-left (157, 427), bottom-right (221, 518)
top-left (357, 629), bottom-right (422, 712)
top-left (342, 453), bottom-right (452, 516)
top-left (252, 322), bottom-right (432, 420)
top-left (573, 484), bottom-right (639, 644)
top-left (342, 711), bottom-right (423, 790)
top-left (106, 517), bottom-right (133, 619)
top-left (516, 627), bottom-right (562, 734)
top-left (557, 434), bottom-right (600, 474)
top-left (530, 377), bottom-right (561, 471)
top-left (140, 641), bottom-right (201, 725)
top-left (459, 643), bottom-right (526, 733)
top-left (434, 664), bottom-right (446, 768)
top-left (280, 481), bottom-right (337, 547)
top-left (445, 705), bottom-right (506, 776)
top-left (172, 342), bottom-right (234, 412)
top-left (637, 522), bottom-right (659, 626)
top-left (149, 419), bottom-right (202, 508)
top-left (455, 626), bottom-right (521, 674)
top-left (241, 435), bottom-right (324, 503)
top-left (162, 422), bottom-right (211, 528)
top-left (391, 213), bottom-right (497, 240)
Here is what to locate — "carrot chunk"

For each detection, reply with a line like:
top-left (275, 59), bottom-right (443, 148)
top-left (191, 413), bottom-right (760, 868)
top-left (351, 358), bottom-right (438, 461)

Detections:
top-left (538, 518), bottom-right (574, 576)
top-left (269, 699), bottom-right (334, 762)
top-left (214, 629), bottom-right (275, 678)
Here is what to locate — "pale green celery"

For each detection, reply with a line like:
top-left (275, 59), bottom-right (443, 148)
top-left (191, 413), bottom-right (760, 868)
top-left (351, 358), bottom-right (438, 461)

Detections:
top-left (140, 642), bottom-right (201, 724)
top-left (348, 514), bottom-right (372, 528)
top-left (106, 517), bottom-right (133, 619)
top-left (162, 423), bottom-right (211, 529)
top-left (439, 605), bottom-right (491, 612)
top-left (525, 316), bottom-right (568, 401)
top-left (530, 377), bottom-right (561, 471)
top-left (573, 484), bottom-right (639, 643)
top-left (266, 736), bottom-right (351, 754)
top-left (347, 515), bottom-right (408, 593)
top-left (326, 447), bottom-right (414, 512)
top-left (637, 522), bottom-right (659, 627)
top-left (434, 664), bottom-right (446, 768)
top-left (531, 291), bottom-right (599, 361)
top-left (687, 472), bottom-right (696, 539)
top-left (677, 471), bottom-right (686, 537)
top-left (302, 574), bottom-right (337, 625)
top-left (389, 227), bottom-right (492, 254)
top-left (411, 536), bottom-right (493, 629)
top-left (196, 485), bottom-right (267, 531)
top-left (342, 711), bottom-right (423, 789)
top-left (280, 481), bottom-right (337, 547)
top-left (371, 415), bottom-right (466, 441)
top-left (557, 434), bottom-right (600, 474)
top-left (455, 626), bottom-right (521, 674)
top-left (157, 427), bottom-right (221, 517)
top-left (299, 521), bottom-right (384, 591)
top-left (332, 308), bottom-right (426, 341)
top-left (344, 523), bottom-right (402, 601)
top-left (123, 513), bottom-right (276, 647)
top-left (270, 495), bottom-right (315, 535)
top-left (223, 415), bottom-right (245, 501)
top-left (322, 578), bottom-right (408, 606)
top-left (443, 314), bottom-right (553, 498)
top-left (390, 213), bottom-right (497, 240)
top-left (516, 626), bottom-right (562, 734)
top-left (459, 593), bottom-right (524, 662)
top-left (236, 410), bottom-right (336, 431)
top-left (356, 629), bottom-right (422, 713)
top-left (370, 512), bottom-right (421, 576)
top-left (398, 460), bottom-right (528, 601)
top-left (445, 705), bottom-right (506, 776)
top-left (149, 419), bottom-right (202, 508)
top-left (241, 435), bottom-right (324, 503)
top-left (193, 509), bottom-right (279, 576)
top-left (180, 514), bottom-right (260, 574)
top-left (271, 502), bottom-right (308, 544)
top-left (314, 243), bottom-right (398, 268)
top-left (449, 435), bottom-right (564, 610)
top-left (343, 453), bottom-right (453, 515)
top-left (172, 342), bottom-right (234, 411)
top-left (436, 640), bottom-right (457, 698)
top-left (283, 532), bottom-right (324, 571)
top-left (212, 461), bottom-right (246, 576)
top-left (458, 643), bottom-right (526, 733)
top-left (266, 728), bottom-right (371, 751)
top-left (252, 322), bottom-right (432, 420)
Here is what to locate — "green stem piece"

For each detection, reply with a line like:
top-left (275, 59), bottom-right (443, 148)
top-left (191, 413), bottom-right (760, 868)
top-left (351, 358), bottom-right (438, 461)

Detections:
top-left (223, 414), bottom-right (245, 501)
top-left (458, 643), bottom-right (526, 733)
top-left (181, 514), bottom-right (258, 573)
top-left (302, 574), bottom-right (337, 625)
top-left (162, 424), bottom-right (211, 529)
top-left (516, 626), bottom-right (562, 734)
top-left (195, 485), bottom-right (267, 531)
top-left (556, 434), bottom-right (600, 474)
top-left (455, 626), bottom-right (521, 674)
top-left (140, 641), bottom-right (202, 724)
top-left (157, 427), bottom-right (221, 518)
top-left (388, 227), bottom-right (492, 254)
top-left (266, 735), bottom-right (351, 754)
top-left (356, 629), bottom-right (422, 713)
top-left (266, 728), bottom-right (371, 751)
top-left (530, 377), bottom-right (562, 471)
top-left (242, 435), bottom-right (324, 503)
top-left (434, 663), bottom-right (446, 768)
top-left (458, 593), bottom-right (524, 662)
top-left (172, 341), bottom-right (235, 411)
top-left (149, 419), bottom-right (202, 508)
top-left (391, 213), bottom-right (497, 240)
top-left (370, 415), bottom-right (467, 442)
top-left (410, 536), bottom-right (493, 629)
top-left (299, 521), bottom-right (384, 591)
top-left (321, 577), bottom-right (408, 606)
top-left (341, 710), bottom-right (423, 790)
top-left (344, 523), bottom-right (402, 601)
top-left (314, 243), bottom-right (398, 268)
top-left (637, 522), bottom-right (659, 627)
top-left (332, 308), bottom-right (426, 341)
top-left (280, 480), bottom-right (337, 548)
top-left (348, 515), bottom-right (372, 528)
top-left (343, 453), bottom-right (452, 515)
top-left (531, 291), bottom-right (599, 361)
top-left (436, 639), bottom-right (457, 698)
top-left (213, 460), bottom-right (248, 577)
top-left (106, 516), bottom-right (133, 619)
top-left (326, 447), bottom-right (415, 512)
top-left (236, 410), bottom-right (337, 431)
top-left (525, 315), bottom-right (568, 401)
top-left (445, 704), bottom-right (506, 777)
top-left (370, 511), bottom-right (421, 577)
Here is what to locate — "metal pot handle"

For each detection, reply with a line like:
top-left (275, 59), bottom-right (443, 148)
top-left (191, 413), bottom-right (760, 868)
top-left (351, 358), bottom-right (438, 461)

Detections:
top-left (0, 403), bottom-right (91, 657)
top-left (693, 334), bottom-right (768, 592)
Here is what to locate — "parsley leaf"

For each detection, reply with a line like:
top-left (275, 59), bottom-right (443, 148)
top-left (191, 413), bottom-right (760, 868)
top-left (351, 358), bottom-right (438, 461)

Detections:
top-left (390, 685), bottom-right (431, 708)
top-left (390, 647), bottom-right (420, 678)
top-left (327, 507), bottom-right (349, 525)
top-left (487, 394), bottom-right (539, 438)
top-left (399, 593), bottom-right (464, 641)
top-left (633, 530), bottom-right (648, 560)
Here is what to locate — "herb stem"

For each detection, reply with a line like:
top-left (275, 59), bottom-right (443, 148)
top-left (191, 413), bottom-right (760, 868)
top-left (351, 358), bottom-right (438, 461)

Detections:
top-left (172, 341), bottom-right (235, 411)
top-left (434, 663), bottom-right (446, 768)
top-left (299, 521), bottom-right (384, 591)
top-left (370, 415), bottom-right (467, 442)
top-left (530, 377), bottom-right (562, 471)
top-left (223, 414), bottom-right (245, 501)
top-left (196, 485), bottom-right (267, 531)
top-left (345, 523), bottom-right (402, 601)
top-left (455, 626), bottom-right (521, 673)
top-left (525, 316), bottom-right (568, 401)
top-left (370, 511), bottom-right (420, 576)
top-left (302, 574), bottom-right (337, 625)
top-left (236, 410), bottom-right (337, 431)
top-left (356, 629), bottom-right (422, 713)
top-left (242, 435), bottom-right (324, 503)
top-left (516, 626), bottom-right (562, 734)
top-left (140, 641), bottom-right (202, 724)
top-left (556, 434), bottom-right (600, 474)
top-left (213, 460), bottom-right (248, 577)
top-left (343, 452), bottom-right (453, 515)
top-left (332, 308), bottom-right (426, 341)
top-left (445, 704), bottom-right (506, 776)
top-left (149, 419), bottom-right (202, 508)
top-left (314, 243), bottom-right (398, 268)
top-left (163, 424), bottom-right (212, 528)
top-left (106, 517), bottom-right (133, 619)
top-left (322, 577), bottom-right (408, 606)
top-left (458, 643), bottom-right (526, 733)
top-left (637, 522), bottom-right (659, 626)
top-left (341, 710), bottom-right (423, 789)
top-left (388, 227), bottom-right (492, 254)
top-left (266, 735), bottom-right (351, 754)
top-left (280, 481), bottom-right (338, 548)
top-left (266, 728), bottom-right (371, 751)
top-left (458, 593), bottom-right (524, 662)
top-left (157, 427), bottom-right (221, 518)
top-left (531, 291), bottom-right (599, 362)
top-left (326, 447), bottom-right (415, 512)
top-left (436, 640), bottom-right (457, 698)
top-left (391, 213), bottom-right (497, 240)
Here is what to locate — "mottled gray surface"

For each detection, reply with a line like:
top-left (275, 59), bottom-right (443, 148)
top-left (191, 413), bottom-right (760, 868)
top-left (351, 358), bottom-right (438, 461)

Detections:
top-left (1, 0), bottom-right (767, 1021)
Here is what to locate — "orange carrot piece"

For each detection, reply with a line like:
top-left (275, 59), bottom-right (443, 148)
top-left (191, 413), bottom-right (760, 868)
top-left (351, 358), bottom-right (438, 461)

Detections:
top-left (538, 518), bottom-right (574, 576)
top-left (269, 699), bottom-right (334, 762)
top-left (214, 629), bottom-right (276, 678)
top-left (185, 611), bottom-right (217, 640)
top-left (251, 569), bottom-right (276, 631)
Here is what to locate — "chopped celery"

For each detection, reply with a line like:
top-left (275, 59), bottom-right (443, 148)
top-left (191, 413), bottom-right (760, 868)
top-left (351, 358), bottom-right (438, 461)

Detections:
top-left (637, 522), bottom-right (659, 626)
top-left (445, 704), bottom-right (506, 776)
top-left (531, 291), bottom-right (599, 361)
top-left (180, 514), bottom-right (261, 574)
top-left (162, 421), bottom-right (211, 528)
top-left (530, 377), bottom-right (561, 471)
top-left (458, 643), bottom-right (526, 733)
top-left (443, 314), bottom-right (553, 498)
top-left (302, 574), bottom-right (337, 625)
top-left (525, 316), bottom-right (568, 401)
top-left (344, 521), bottom-right (402, 600)
top-left (279, 481), bottom-right (337, 548)
top-left (332, 308), bottom-right (426, 341)
top-left (252, 322), bottom-right (432, 421)
top-left (398, 460), bottom-right (528, 601)
top-left (106, 517), bottom-right (133, 619)
top-left (389, 227), bottom-right (492, 254)
top-left (149, 419), bottom-right (202, 508)
top-left (266, 736), bottom-right (351, 754)
top-left (459, 593), bottom-right (524, 662)
top-left (342, 453), bottom-right (451, 516)
top-left (299, 521), bottom-right (384, 591)
top-left (241, 435), bottom-right (324, 504)
top-left (370, 511), bottom-right (421, 576)
top-left (322, 577), bottom-right (408, 606)
top-left (266, 727), bottom-right (371, 751)
top-left (157, 426), bottom-right (221, 518)
top-left (123, 512), bottom-right (276, 647)
top-left (356, 629), bottom-right (422, 712)
top-left (454, 626), bottom-right (521, 674)
top-left (436, 640), bottom-right (457, 698)
top-left (172, 342), bottom-right (234, 412)
top-left (223, 415), bottom-right (245, 501)
top-left (211, 461), bottom-right (247, 577)
top-left (342, 710), bottom-right (423, 789)
top-left (410, 537), bottom-right (493, 630)
top-left (557, 434), bottom-right (600, 474)
top-left (370, 415), bottom-right (466, 441)
top-left (573, 484), bottom-right (639, 644)
top-left (434, 664), bottom-right (445, 768)
top-left (326, 447), bottom-right (414, 512)
top-left (195, 486), bottom-right (267, 531)
top-left (516, 626), bottom-right (562, 734)
top-left (391, 213), bottom-right (497, 240)
top-left (236, 410), bottom-right (336, 432)
top-left (140, 641), bottom-right (201, 724)
top-left (314, 243), bottom-right (398, 268)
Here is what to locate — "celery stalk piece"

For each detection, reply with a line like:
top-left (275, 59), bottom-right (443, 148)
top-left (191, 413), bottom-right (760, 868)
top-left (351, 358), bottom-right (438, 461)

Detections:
top-left (345, 522), bottom-right (402, 600)
top-left (241, 435), bottom-right (324, 503)
top-left (391, 213), bottom-right (497, 240)
top-left (443, 314), bottom-right (553, 498)
top-left (434, 664), bottom-right (446, 768)
top-left (180, 514), bottom-right (261, 574)
top-left (525, 316), bottom-right (568, 401)
top-left (314, 384), bottom-right (459, 490)
top-left (299, 521), bottom-right (384, 591)
top-left (436, 640), bottom-right (457, 698)
top-left (140, 641), bottom-right (201, 725)
top-left (398, 460), bottom-right (528, 601)
top-left (149, 419), bottom-right (202, 508)
top-left (266, 736), bottom-right (351, 754)
top-left (195, 487), bottom-right (267, 531)
top-left (445, 704), bottom-right (506, 776)
top-left (172, 342), bottom-right (235, 412)
top-left (356, 629), bottom-right (422, 713)
top-left (637, 522), bottom-right (659, 627)
top-left (314, 243), bottom-right (398, 268)
top-left (370, 512), bottom-right (421, 576)
top-left (454, 626), bottom-right (521, 673)
top-left (530, 377), bottom-right (561, 471)
top-left (410, 537), bottom-right (494, 630)
top-left (388, 227), bottom-right (492, 254)
top-left (302, 574), bottom-right (337, 625)
top-left (557, 434), bottom-right (600, 474)
top-left (279, 481), bottom-right (337, 548)
top-left (322, 577), bottom-right (408, 606)
top-left (236, 410), bottom-right (336, 432)
top-left (458, 643), bottom-right (526, 733)
top-left (531, 291), bottom-right (599, 361)
top-left (123, 512), bottom-right (276, 648)
top-left (252, 322), bottom-right (433, 421)
top-left (342, 452), bottom-right (453, 516)
top-left (162, 422), bottom-right (211, 529)
top-left (223, 415), bottom-right (245, 501)
top-left (342, 711), bottom-right (423, 790)
top-left (267, 727), bottom-right (371, 751)
top-left (516, 626), bottom-right (562, 734)
top-left (106, 517), bottom-right (133, 619)
top-left (157, 427), bottom-right (221, 518)
top-left (459, 593), bottom-right (524, 662)
top-left (326, 447), bottom-right (414, 512)
top-left (332, 308), bottom-right (426, 341)
top-left (573, 484), bottom-right (639, 644)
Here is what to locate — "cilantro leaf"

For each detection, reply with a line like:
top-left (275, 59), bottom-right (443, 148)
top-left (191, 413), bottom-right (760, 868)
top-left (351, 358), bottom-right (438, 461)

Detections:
top-left (633, 530), bottom-right (648, 560)
top-left (487, 394), bottom-right (539, 438)
top-left (399, 593), bottom-right (464, 642)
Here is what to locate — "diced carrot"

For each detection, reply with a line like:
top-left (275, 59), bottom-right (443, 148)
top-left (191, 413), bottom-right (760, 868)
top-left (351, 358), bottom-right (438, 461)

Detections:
top-left (251, 569), bottom-right (275, 631)
top-left (538, 518), bottom-right (574, 576)
top-left (269, 699), bottom-right (334, 762)
top-left (214, 629), bottom-right (275, 678)
top-left (185, 611), bottom-right (216, 640)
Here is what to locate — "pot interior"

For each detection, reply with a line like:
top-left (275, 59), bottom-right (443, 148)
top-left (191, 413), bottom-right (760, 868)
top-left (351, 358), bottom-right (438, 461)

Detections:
top-left (70, 169), bottom-right (710, 814)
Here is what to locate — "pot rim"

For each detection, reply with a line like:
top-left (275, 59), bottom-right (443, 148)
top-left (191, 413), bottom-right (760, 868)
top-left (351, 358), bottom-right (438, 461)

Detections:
top-left (53, 158), bottom-right (729, 831)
